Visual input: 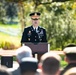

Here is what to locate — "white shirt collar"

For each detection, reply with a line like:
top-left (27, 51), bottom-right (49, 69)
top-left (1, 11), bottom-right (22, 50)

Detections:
top-left (33, 26), bottom-right (38, 30)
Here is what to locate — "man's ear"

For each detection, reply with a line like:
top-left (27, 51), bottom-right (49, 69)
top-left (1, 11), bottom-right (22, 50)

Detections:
top-left (64, 56), bottom-right (69, 63)
top-left (37, 62), bottom-right (42, 74)
top-left (38, 62), bottom-right (42, 69)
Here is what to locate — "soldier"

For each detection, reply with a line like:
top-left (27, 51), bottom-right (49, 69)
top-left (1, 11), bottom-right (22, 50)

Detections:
top-left (21, 12), bottom-right (47, 60)
top-left (60, 44), bottom-right (76, 75)
top-left (21, 12), bottom-right (47, 43)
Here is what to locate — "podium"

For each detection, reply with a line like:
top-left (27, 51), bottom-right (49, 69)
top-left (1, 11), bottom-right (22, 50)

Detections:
top-left (22, 43), bottom-right (50, 60)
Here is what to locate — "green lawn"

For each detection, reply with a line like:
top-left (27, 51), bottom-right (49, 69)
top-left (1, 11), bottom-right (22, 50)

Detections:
top-left (0, 24), bottom-right (21, 49)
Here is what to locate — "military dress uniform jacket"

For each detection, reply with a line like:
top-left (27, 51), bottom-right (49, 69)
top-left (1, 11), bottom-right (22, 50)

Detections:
top-left (60, 63), bottom-right (76, 75)
top-left (21, 26), bottom-right (47, 44)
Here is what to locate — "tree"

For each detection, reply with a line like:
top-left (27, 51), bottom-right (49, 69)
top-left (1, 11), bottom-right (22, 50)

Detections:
top-left (3, 0), bottom-right (76, 50)
top-left (0, 0), bottom-right (6, 24)
top-left (5, 2), bottom-right (18, 23)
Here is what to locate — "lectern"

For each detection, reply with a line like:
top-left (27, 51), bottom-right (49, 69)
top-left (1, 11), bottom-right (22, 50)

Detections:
top-left (22, 43), bottom-right (50, 60)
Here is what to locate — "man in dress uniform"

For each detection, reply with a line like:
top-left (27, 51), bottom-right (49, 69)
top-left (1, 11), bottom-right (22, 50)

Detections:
top-left (60, 44), bottom-right (76, 75)
top-left (21, 12), bottom-right (47, 60)
top-left (21, 12), bottom-right (47, 43)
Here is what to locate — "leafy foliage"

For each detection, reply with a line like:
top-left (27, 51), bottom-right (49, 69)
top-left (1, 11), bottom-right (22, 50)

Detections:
top-left (0, 32), bottom-right (21, 50)
top-left (5, 2), bottom-right (18, 19)
top-left (0, 0), bottom-right (76, 50)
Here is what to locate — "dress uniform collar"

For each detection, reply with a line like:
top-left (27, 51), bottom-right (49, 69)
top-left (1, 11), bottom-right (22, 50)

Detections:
top-left (32, 26), bottom-right (38, 30)
top-left (31, 26), bottom-right (41, 32)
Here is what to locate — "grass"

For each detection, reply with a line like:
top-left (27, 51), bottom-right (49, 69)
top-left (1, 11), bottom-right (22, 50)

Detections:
top-left (0, 23), bottom-right (21, 49)
top-left (0, 32), bottom-right (21, 47)
top-left (0, 23), bottom-right (20, 28)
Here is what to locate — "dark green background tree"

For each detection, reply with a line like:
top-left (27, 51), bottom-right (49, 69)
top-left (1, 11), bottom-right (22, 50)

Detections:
top-left (0, 0), bottom-right (76, 50)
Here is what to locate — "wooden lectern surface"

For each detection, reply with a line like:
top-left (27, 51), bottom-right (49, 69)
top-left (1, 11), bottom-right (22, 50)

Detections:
top-left (23, 42), bottom-right (49, 54)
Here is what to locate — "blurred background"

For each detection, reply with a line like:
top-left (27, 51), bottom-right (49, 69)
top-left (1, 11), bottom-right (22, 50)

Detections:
top-left (0, 0), bottom-right (76, 50)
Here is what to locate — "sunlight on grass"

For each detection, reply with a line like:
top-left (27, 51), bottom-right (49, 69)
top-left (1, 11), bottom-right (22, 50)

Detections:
top-left (0, 23), bottom-right (21, 28)
top-left (0, 32), bottom-right (21, 49)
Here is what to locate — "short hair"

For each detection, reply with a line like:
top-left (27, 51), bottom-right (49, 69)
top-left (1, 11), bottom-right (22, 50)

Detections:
top-left (66, 53), bottom-right (76, 61)
top-left (20, 57), bottom-right (38, 74)
top-left (40, 52), bottom-right (61, 75)
top-left (16, 46), bottom-right (32, 63)
top-left (0, 66), bottom-right (12, 75)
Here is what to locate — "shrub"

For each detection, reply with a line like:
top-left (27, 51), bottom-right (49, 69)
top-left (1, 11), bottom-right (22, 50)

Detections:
top-left (0, 41), bottom-right (20, 50)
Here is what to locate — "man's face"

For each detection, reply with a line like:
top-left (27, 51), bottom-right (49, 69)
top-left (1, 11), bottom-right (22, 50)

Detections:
top-left (31, 19), bottom-right (39, 27)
